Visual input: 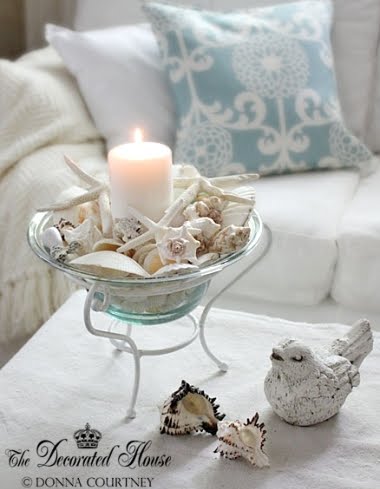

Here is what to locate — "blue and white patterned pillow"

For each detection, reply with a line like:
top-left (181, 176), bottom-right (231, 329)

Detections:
top-left (144, 0), bottom-right (375, 177)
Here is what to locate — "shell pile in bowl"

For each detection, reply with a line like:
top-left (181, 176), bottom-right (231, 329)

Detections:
top-left (39, 157), bottom-right (258, 281)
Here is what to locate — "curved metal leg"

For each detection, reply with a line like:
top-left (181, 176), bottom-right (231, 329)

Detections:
top-left (109, 322), bottom-right (133, 352)
top-left (123, 337), bottom-right (140, 419)
top-left (84, 285), bottom-right (141, 419)
top-left (199, 224), bottom-right (273, 371)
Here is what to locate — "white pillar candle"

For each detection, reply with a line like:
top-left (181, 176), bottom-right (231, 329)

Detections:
top-left (108, 129), bottom-right (173, 222)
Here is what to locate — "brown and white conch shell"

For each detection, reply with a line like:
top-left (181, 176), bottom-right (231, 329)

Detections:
top-left (209, 225), bottom-right (250, 254)
top-left (215, 414), bottom-right (269, 468)
top-left (160, 380), bottom-right (225, 435)
top-left (69, 251), bottom-right (149, 278)
top-left (62, 217), bottom-right (103, 254)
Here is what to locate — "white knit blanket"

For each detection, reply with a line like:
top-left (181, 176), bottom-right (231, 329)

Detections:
top-left (0, 47), bottom-right (106, 351)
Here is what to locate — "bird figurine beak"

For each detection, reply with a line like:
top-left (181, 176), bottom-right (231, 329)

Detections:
top-left (270, 349), bottom-right (284, 362)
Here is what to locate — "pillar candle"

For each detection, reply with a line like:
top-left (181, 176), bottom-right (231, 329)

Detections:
top-left (108, 129), bottom-right (173, 222)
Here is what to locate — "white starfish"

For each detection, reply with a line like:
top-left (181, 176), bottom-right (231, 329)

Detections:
top-left (175, 173), bottom-right (260, 189)
top-left (38, 155), bottom-right (113, 237)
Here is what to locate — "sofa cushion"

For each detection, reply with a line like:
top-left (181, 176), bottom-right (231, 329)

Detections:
top-left (208, 169), bottom-right (359, 305)
top-left (332, 163), bottom-right (380, 311)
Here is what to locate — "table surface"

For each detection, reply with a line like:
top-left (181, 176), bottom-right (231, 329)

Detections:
top-left (0, 291), bottom-right (379, 489)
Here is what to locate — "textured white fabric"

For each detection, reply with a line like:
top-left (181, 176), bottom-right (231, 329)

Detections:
top-left (0, 47), bottom-right (104, 348)
top-left (332, 165), bottom-right (380, 311)
top-left (208, 169), bottom-right (360, 305)
top-left (0, 291), bottom-right (379, 488)
top-left (74, 0), bottom-right (380, 142)
top-left (46, 23), bottom-right (176, 150)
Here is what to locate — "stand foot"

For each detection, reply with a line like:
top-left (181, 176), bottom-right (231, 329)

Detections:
top-left (127, 409), bottom-right (137, 419)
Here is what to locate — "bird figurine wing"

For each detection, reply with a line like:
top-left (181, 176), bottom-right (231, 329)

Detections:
top-left (329, 319), bottom-right (373, 367)
top-left (324, 354), bottom-right (360, 389)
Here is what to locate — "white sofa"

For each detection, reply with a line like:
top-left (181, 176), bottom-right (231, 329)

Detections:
top-left (1, 0), bottom-right (380, 367)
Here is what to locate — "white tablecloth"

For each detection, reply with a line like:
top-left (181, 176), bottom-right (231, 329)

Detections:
top-left (0, 291), bottom-right (379, 488)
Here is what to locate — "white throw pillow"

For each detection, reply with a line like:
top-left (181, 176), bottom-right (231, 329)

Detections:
top-left (73, 0), bottom-right (380, 145)
top-left (46, 23), bottom-right (176, 149)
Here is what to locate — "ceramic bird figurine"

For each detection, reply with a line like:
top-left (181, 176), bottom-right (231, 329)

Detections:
top-left (264, 319), bottom-right (373, 426)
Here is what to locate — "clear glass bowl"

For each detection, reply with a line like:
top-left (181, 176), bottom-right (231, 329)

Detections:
top-left (28, 211), bottom-right (263, 324)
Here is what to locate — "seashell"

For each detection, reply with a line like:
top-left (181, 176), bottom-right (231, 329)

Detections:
top-left (222, 186), bottom-right (255, 227)
top-left (196, 252), bottom-right (220, 266)
top-left (92, 238), bottom-right (124, 252)
top-left (209, 225), bottom-right (250, 254)
top-left (54, 218), bottom-right (75, 239)
top-left (189, 218), bottom-right (221, 240)
top-left (143, 248), bottom-right (165, 274)
top-left (160, 380), bottom-right (225, 436)
top-left (215, 413), bottom-right (269, 468)
top-left (132, 243), bottom-right (157, 266)
top-left (156, 226), bottom-right (200, 265)
top-left (50, 241), bottom-right (82, 263)
top-left (69, 251), bottom-right (149, 278)
top-left (153, 263), bottom-right (199, 277)
top-left (63, 218), bottom-right (103, 254)
top-left (114, 216), bottom-right (146, 242)
top-left (42, 226), bottom-right (64, 250)
top-left (51, 186), bottom-right (101, 228)
top-left (184, 197), bottom-right (226, 225)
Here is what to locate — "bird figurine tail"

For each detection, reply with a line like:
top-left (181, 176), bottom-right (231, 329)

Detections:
top-left (330, 319), bottom-right (373, 367)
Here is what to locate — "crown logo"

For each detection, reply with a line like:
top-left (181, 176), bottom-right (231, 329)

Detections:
top-left (74, 423), bottom-right (102, 449)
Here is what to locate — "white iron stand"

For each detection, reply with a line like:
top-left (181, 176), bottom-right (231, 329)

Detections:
top-left (83, 224), bottom-right (272, 419)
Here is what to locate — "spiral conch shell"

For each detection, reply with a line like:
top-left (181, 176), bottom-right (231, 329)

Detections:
top-left (215, 413), bottom-right (269, 467)
top-left (160, 380), bottom-right (225, 435)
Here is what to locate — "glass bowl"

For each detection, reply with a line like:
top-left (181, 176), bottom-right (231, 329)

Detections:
top-left (28, 211), bottom-right (263, 324)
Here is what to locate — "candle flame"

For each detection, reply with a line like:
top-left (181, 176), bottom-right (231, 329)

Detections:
top-left (134, 128), bottom-right (143, 143)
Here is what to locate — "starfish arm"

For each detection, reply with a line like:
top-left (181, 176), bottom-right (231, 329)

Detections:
top-left (64, 155), bottom-right (104, 186)
top-left (126, 206), bottom-right (159, 230)
top-left (199, 180), bottom-right (254, 205)
top-left (161, 182), bottom-right (201, 227)
top-left (174, 174), bottom-right (260, 189)
top-left (116, 230), bottom-right (155, 253)
top-left (98, 190), bottom-right (113, 238)
top-left (38, 184), bottom-right (106, 211)
top-left (209, 173), bottom-right (260, 186)
top-left (173, 177), bottom-right (200, 188)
